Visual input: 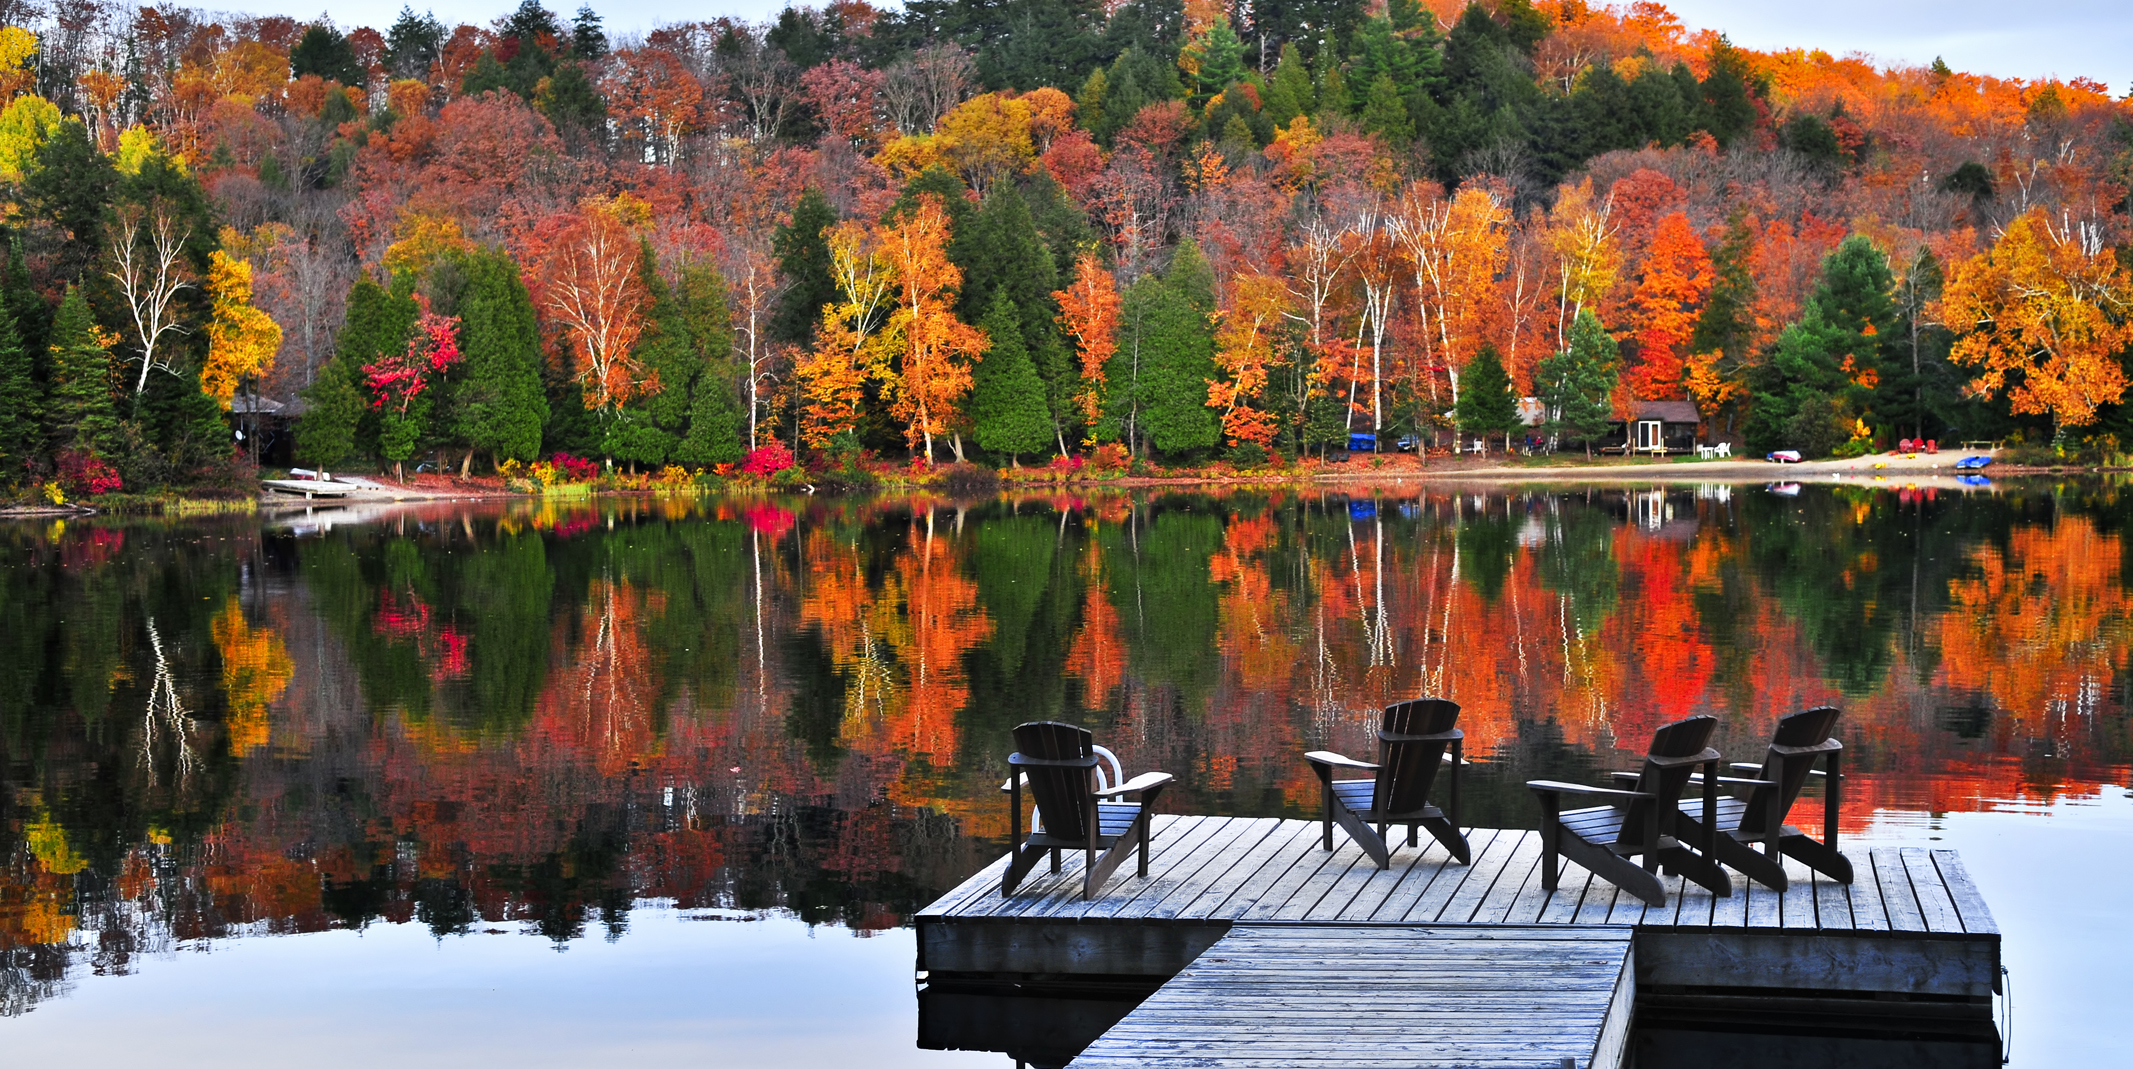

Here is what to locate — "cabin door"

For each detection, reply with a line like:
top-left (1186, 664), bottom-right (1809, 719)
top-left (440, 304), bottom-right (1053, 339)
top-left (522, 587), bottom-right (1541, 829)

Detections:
top-left (1635, 420), bottom-right (1664, 453)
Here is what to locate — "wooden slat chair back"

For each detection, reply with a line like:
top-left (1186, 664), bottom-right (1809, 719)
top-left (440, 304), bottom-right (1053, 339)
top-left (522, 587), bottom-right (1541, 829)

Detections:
top-left (1002, 721), bottom-right (1174, 900)
top-left (1528, 714), bottom-right (1728, 907)
top-left (1672, 706), bottom-right (1853, 890)
top-left (1305, 698), bottom-right (1471, 869)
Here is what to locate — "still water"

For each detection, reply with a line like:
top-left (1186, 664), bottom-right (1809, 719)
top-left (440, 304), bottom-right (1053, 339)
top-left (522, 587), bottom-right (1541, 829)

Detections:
top-left (1, 482), bottom-right (2126, 1064)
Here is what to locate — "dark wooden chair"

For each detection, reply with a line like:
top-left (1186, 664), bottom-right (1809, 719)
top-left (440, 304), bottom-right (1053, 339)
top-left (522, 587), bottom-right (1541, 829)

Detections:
top-left (1304, 698), bottom-right (1472, 869)
top-left (1001, 721), bottom-right (1174, 899)
top-left (1528, 714), bottom-right (1730, 907)
top-left (1664, 705), bottom-right (1852, 890)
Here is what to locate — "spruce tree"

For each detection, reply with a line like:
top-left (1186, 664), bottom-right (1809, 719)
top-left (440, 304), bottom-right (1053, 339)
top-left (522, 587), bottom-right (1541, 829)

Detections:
top-left (673, 260), bottom-right (744, 467)
top-left (1134, 241), bottom-right (1221, 457)
top-left (1263, 42), bottom-right (1314, 127)
top-left (1535, 309), bottom-right (1622, 456)
top-left (1359, 74), bottom-right (1414, 142)
top-left (0, 304), bottom-right (38, 478)
top-left (772, 191), bottom-right (837, 347)
top-left (454, 248), bottom-right (548, 466)
top-left (971, 294), bottom-right (1054, 463)
top-left (1455, 343), bottom-right (1520, 451)
top-left (608, 245), bottom-right (688, 468)
top-left (43, 285), bottom-right (118, 457)
top-left (297, 357), bottom-right (365, 470)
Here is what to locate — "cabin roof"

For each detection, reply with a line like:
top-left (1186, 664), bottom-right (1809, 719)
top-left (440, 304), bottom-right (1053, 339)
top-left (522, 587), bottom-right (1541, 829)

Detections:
top-left (1630, 400), bottom-right (1701, 424)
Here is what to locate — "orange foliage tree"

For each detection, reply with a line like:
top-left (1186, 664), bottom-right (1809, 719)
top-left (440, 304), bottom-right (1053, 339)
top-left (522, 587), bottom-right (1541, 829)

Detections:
top-left (1623, 211), bottom-right (1712, 400)
top-left (883, 195), bottom-right (988, 462)
top-left (796, 220), bottom-right (897, 446)
top-left (1054, 252), bottom-right (1122, 429)
top-left (1942, 208), bottom-right (2133, 441)
top-left (1207, 272), bottom-right (1290, 448)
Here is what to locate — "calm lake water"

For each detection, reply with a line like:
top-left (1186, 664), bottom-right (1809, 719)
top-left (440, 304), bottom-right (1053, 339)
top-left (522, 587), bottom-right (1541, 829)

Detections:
top-left (1, 481), bottom-right (2127, 1065)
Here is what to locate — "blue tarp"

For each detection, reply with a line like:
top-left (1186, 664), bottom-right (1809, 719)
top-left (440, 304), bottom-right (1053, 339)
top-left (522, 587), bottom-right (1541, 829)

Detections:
top-left (1347, 432), bottom-right (1377, 452)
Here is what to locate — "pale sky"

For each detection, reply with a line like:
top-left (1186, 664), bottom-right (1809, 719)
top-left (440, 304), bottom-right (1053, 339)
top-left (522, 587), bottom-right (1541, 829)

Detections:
top-left (241, 0), bottom-right (2132, 97)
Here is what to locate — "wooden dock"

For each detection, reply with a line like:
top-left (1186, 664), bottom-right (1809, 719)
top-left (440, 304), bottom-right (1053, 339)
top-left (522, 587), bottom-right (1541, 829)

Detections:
top-left (1068, 925), bottom-right (1634, 1069)
top-left (917, 816), bottom-right (2000, 1066)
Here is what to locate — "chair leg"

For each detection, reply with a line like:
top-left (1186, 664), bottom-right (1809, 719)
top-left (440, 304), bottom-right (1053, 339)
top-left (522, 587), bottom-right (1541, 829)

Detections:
top-left (1539, 797), bottom-right (1560, 892)
top-left (1331, 801), bottom-right (1392, 869)
top-left (1418, 816), bottom-right (1471, 864)
top-left (1780, 834), bottom-right (1854, 884)
top-left (1049, 847), bottom-right (1060, 874)
top-left (1407, 822), bottom-right (1419, 848)
top-left (1321, 778), bottom-right (1334, 851)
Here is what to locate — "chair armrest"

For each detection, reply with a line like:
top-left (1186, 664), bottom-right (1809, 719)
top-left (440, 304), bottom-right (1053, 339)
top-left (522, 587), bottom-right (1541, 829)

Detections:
top-left (1727, 762), bottom-right (1764, 774)
top-left (1305, 751), bottom-right (1380, 772)
top-left (1771, 739), bottom-right (1842, 757)
top-left (1526, 780), bottom-right (1653, 800)
top-left (1687, 773), bottom-right (1778, 787)
top-left (1094, 771), bottom-right (1174, 797)
top-left (1608, 771), bottom-right (1640, 785)
top-left (1643, 747), bottom-right (1722, 769)
top-left (1010, 752), bottom-right (1100, 769)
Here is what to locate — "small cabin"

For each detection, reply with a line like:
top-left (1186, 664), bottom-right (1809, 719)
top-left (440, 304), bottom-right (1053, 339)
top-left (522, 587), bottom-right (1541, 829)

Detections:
top-left (1612, 401), bottom-right (1701, 455)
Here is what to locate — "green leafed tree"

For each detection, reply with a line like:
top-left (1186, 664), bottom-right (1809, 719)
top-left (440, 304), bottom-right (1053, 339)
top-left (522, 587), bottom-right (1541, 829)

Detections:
top-left (671, 260), bottom-right (745, 467)
top-left (1535, 308), bottom-right (1622, 456)
top-left (453, 248), bottom-right (548, 467)
top-left (970, 294), bottom-right (1053, 463)
top-left (1456, 343), bottom-right (1521, 451)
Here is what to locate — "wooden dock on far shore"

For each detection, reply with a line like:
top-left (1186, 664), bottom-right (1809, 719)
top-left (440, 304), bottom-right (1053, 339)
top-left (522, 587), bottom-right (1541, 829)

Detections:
top-left (916, 816), bottom-right (2000, 1068)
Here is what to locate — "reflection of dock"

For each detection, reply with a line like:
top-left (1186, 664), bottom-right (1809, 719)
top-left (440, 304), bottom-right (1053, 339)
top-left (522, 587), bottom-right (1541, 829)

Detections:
top-left (260, 478), bottom-right (357, 498)
top-left (918, 816), bottom-right (1999, 1068)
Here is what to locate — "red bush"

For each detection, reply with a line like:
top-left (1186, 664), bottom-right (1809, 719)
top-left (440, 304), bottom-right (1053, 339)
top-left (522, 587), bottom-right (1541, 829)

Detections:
top-left (741, 441), bottom-right (795, 476)
top-left (550, 452), bottom-right (600, 481)
top-left (56, 450), bottom-right (122, 495)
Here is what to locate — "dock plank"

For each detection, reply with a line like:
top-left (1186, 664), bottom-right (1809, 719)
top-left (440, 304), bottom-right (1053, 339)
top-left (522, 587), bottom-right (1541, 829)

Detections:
top-left (1160, 818), bottom-right (1310, 920)
top-left (1933, 849), bottom-right (1998, 936)
top-left (1403, 828), bottom-right (1516, 923)
top-left (1366, 828), bottom-right (1493, 922)
top-left (1901, 847), bottom-right (1965, 934)
top-left (1874, 849), bottom-right (1927, 933)
top-left (1810, 868), bottom-right (1854, 931)
top-left (1067, 925), bottom-right (1633, 1069)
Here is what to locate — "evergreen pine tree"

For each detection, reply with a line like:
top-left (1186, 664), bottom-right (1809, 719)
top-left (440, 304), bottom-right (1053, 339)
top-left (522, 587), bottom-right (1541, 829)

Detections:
top-left (1263, 42), bottom-right (1314, 127)
top-left (971, 295), bottom-right (1054, 462)
top-left (608, 245), bottom-right (688, 469)
top-left (2, 238), bottom-right (48, 379)
top-left (1134, 241), bottom-right (1221, 457)
top-left (297, 356), bottom-right (365, 470)
top-left (1313, 34), bottom-right (1351, 117)
top-left (0, 304), bottom-right (39, 478)
top-left (291, 23), bottom-right (366, 87)
top-left (1455, 343), bottom-right (1520, 451)
top-left (454, 248), bottom-right (548, 466)
top-left (1359, 74), bottom-right (1414, 141)
top-left (672, 260), bottom-right (745, 467)
top-left (1535, 309), bottom-right (1622, 456)
top-left (771, 188), bottom-right (839, 347)
top-left (43, 285), bottom-right (118, 457)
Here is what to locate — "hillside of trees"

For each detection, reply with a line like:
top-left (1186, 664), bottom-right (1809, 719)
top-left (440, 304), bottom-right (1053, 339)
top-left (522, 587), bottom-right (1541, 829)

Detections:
top-left (0, 0), bottom-right (2128, 494)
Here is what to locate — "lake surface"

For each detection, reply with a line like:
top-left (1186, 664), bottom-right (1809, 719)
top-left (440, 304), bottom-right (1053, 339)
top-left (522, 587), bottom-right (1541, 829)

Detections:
top-left (1, 481), bottom-right (2127, 1064)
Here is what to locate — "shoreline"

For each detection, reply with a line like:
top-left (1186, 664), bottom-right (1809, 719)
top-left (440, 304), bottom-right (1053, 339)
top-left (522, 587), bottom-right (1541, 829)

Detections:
top-left (0, 453), bottom-right (2106, 519)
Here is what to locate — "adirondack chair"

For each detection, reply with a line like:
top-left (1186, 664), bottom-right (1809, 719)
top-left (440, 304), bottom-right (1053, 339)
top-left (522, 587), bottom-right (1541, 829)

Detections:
top-left (1001, 721), bottom-right (1175, 899)
top-left (1528, 714), bottom-right (1730, 907)
top-left (1663, 706), bottom-right (1853, 890)
top-left (1304, 698), bottom-right (1472, 869)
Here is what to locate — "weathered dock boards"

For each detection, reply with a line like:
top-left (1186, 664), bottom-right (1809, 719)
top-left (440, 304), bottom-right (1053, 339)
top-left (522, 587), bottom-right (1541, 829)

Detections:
top-left (1066, 925), bottom-right (1635, 1069)
top-left (918, 817), bottom-right (1998, 1001)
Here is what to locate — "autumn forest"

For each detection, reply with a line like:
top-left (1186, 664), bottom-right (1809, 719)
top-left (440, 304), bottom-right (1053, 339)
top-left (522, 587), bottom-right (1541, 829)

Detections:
top-left (0, 0), bottom-right (2128, 499)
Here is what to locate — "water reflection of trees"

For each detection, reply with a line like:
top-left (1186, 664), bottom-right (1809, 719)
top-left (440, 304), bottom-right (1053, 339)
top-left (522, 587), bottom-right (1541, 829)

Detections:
top-left (5, 485), bottom-right (2132, 1013)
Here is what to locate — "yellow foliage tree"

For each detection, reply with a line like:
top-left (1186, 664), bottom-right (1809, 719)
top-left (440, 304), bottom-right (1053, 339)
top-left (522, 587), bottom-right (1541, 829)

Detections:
top-left (1942, 208), bottom-right (2133, 439)
top-left (1207, 272), bottom-right (1290, 447)
top-left (0, 93), bottom-right (61, 180)
top-left (200, 250), bottom-right (284, 407)
top-left (797, 220), bottom-right (898, 447)
top-left (383, 213), bottom-right (473, 276)
top-left (0, 26), bottom-right (35, 99)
